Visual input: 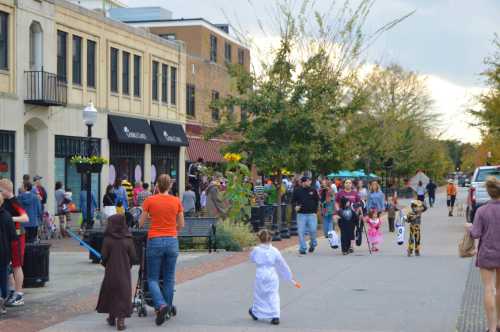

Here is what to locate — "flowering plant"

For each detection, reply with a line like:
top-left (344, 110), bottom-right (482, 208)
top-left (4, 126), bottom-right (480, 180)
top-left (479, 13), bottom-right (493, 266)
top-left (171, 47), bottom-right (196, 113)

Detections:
top-left (70, 155), bottom-right (108, 165)
top-left (223, 153), bottom-right (242, 162)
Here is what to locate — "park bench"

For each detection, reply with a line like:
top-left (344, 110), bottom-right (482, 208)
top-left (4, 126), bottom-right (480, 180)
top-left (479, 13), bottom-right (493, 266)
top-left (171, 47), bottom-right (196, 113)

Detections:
top-left (178, 217), bottom-right (217, 253)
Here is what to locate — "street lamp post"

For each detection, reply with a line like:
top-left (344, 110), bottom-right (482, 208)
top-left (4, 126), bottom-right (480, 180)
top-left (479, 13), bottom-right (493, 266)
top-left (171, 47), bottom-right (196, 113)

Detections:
top-left (83, 102), bottom-right (97, 230)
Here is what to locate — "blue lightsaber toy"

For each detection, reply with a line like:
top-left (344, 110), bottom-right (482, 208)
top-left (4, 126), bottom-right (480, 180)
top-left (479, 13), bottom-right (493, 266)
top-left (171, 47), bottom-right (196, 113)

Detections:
top-left (66, 228), bottom-right (102, 261)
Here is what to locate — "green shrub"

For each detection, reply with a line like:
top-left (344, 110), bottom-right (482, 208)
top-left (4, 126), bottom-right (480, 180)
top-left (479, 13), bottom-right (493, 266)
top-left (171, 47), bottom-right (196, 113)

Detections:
top-left (216, 219), bottom-right (257, 252)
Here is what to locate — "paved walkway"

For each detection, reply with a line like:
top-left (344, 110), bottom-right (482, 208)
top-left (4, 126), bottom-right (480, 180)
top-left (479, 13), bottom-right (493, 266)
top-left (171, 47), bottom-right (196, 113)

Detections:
top-left (39, 189), bottom-right (483, 332)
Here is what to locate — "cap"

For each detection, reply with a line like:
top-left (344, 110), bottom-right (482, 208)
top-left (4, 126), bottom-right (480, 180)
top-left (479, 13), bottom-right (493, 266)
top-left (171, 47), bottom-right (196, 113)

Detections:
top-left (33, 175), bottom-right (43, 181)
top-left (300, 176), bottom-right (310, 182)
top-left (447, 179), bottom-right (453, 183)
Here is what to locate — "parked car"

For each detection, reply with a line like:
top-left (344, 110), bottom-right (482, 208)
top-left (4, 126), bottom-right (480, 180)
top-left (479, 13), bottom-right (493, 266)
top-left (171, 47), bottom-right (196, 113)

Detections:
top-left (466, 165), bottom-right (500, 223)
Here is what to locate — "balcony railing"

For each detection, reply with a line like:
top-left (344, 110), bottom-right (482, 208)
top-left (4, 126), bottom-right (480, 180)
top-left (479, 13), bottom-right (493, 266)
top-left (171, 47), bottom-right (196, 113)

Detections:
top-left (24, 70), bottom-right (67, 106)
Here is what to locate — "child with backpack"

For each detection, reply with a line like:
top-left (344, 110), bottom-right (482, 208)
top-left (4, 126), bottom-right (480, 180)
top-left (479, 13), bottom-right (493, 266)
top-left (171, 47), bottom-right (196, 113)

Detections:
top-left (249, 230), bottom-right (300, 325)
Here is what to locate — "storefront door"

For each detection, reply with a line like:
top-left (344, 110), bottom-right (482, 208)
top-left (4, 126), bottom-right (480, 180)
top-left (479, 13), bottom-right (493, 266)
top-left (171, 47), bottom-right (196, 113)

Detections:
top-left (0, 130), bottom-right (15, 183)
top-left (55, 135), bottom-right (101, 209)
top-left (109, 143), bottom-right (145, 186)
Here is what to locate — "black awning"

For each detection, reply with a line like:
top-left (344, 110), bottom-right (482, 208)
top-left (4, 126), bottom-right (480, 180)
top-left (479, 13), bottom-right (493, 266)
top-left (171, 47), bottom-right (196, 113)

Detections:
top-left (108, 115), bottom-right (156, 144)
top-left (150, 121), bottom-right (189, 147)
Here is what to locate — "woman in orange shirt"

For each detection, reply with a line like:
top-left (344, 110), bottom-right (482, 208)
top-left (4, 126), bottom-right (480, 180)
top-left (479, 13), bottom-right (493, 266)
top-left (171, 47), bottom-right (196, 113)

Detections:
top-left (139, 175), bottom-right (184, 326)
top-left (446, 179), bottom-right (458, 217)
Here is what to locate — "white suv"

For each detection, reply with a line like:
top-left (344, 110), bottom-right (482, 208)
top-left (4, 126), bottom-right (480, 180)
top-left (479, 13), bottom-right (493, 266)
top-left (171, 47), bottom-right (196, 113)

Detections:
top-left (466, 165), bottom-right (500, 222)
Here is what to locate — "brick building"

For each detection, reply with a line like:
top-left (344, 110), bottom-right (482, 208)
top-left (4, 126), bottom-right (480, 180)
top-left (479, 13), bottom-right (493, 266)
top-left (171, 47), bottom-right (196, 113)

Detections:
top-left (110, 10), bottom-right (251, 166)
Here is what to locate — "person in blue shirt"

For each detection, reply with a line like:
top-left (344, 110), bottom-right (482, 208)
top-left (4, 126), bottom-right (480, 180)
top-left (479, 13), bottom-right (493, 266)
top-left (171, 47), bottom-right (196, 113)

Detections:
top-left (366, 181), bottom-right (385, 217)
top-left (113, 178), bottom-right (128, 211)
top-left (18, 182), bottom-right (42, 243)
top-left (80, 185), bottom-right (97, 231)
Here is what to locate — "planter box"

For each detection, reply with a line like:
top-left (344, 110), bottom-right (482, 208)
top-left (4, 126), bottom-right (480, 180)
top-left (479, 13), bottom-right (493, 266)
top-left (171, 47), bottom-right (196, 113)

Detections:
top-left (75, 163), bottom-right (103, 173)
top-left (23, 242), bottom-right (51, 288)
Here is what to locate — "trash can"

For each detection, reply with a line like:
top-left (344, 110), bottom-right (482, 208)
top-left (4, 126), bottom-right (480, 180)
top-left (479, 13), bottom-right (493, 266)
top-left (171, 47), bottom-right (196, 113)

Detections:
top-left (85, 230), bottom-right (104, 263)
top-left (23, 242), bottom-right (51, 288)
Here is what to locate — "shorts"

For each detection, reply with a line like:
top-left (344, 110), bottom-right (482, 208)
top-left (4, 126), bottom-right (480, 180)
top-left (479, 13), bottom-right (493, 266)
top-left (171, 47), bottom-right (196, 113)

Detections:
top-left (11, 234), bottom-right (26, 268)
top-left (447, 195), bottom-right (456, 207)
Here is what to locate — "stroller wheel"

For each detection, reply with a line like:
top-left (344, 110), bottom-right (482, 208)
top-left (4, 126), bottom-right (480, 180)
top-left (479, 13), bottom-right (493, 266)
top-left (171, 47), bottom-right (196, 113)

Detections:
top-left (139, 306), bottom-right (147, 317)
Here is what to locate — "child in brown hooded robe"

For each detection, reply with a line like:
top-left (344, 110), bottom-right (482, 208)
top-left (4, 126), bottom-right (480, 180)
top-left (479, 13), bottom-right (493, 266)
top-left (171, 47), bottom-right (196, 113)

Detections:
top-left (96, 214), bottom-right (136, 330)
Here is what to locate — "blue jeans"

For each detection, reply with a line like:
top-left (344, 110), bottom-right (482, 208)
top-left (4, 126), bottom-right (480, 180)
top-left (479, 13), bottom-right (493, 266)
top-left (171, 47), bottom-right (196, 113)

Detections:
top-left (0, 264), bottom-right (8, 299)
top-left (147, 237), bottom-right (179, 310)
top-left (297, 213), bottom-right (318, 252)
top-left (322, 214), bottom-right (334, 238)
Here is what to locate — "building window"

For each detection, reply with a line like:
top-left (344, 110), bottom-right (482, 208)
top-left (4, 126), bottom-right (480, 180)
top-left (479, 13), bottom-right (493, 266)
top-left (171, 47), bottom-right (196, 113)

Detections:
top-left (57, 30), bottom-right (67, 82)
top-left (0, 12), bottom-right (8, 70)
top-left (110, 47), bottom-right (118, 93)
top-left (160, 33), bottom-right (176, 40)
top-left (238, 48), bottom-right (245, 65)
top-left (186, 84), bottom-right (195, 117)
top-left (170, 67), bottom-right (177, 105)
top-left (72, 36), bottom-right (82, 85)
top-left (210, 35), bottom-right (217, 62)
top-left (224, 42), bottom-right (232, 63)
top-left (133, 55), bottom-right (141, 97)
top-left (211, 90), bottom-right (220, 122)
top-left (152, 61), bottom-right (159, 101)
top-left (87, 40), bottom-right (96, 88)
top-left (161, 64), bottom-right (168, 103)
top-left (122, 51), bottom-right (130, 95)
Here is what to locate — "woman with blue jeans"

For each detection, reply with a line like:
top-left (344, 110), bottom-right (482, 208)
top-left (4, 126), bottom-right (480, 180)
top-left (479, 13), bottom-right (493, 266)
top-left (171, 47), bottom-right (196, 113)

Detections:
top-left (140, 174), bottom-right (185, 326)
top-left (366, 181), bottom-right (385, 217)
top-left (320, 180), bottom-right (335, 237)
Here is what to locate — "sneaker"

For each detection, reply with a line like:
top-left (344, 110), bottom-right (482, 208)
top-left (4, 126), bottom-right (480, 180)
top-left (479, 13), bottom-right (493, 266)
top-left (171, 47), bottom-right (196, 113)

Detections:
top-left (248, 308), bottom-right (258, 321)
top-left (5, 290), bottom-right (14, 305)
top-left (348, 248), bottom-right (354, 254)
top-left (299, 250), bottom-right (307, 255)
top-left (270, 318), bottom-right (280, 325)
top-left (407, 251), bottom-right (413, 257)
top-left (415, 251), bottom-right (420, 257)
top-left (6, 293), bottom-right (24, 307)
top-left (155, 305), bottom-right (170, 326)
top-left (308, 246), bottom-right (315, 253)
top-left (0, 298), bottom-right (6, 315)
top-left (448, 211), bottom-right (452, 217)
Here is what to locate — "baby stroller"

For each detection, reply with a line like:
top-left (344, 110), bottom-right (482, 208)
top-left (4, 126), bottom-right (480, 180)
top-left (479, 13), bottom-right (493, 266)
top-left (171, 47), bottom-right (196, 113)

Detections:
top-left (127, 207), bottom-right (142, 228)
top-left (131, 216), bottom-right (177, 319)
top-left (132, 239), bottom-right (149, 317)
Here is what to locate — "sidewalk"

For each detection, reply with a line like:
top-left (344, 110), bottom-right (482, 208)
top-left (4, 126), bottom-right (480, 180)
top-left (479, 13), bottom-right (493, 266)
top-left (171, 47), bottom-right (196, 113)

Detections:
top-left (42, 191), bottom-right (474, 332)
top-left (0, 234), bottom-right (299, 332)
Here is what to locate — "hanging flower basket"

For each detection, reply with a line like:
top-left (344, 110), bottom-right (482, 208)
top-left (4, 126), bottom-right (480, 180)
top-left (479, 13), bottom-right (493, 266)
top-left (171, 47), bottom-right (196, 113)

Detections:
top-left (71, 155), bottom-right (108, 174)
top-left (75, 163), bottom-right (103, 173)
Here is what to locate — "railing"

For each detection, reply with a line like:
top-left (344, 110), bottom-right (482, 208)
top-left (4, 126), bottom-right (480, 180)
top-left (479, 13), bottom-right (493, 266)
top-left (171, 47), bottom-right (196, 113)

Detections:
top-left (24, 69), bottom-right (67, 106)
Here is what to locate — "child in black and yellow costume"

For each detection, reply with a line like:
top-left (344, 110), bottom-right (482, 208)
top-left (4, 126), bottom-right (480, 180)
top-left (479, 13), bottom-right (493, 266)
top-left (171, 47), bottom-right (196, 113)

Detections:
top-left (406, 200), bottom-right (427, 257)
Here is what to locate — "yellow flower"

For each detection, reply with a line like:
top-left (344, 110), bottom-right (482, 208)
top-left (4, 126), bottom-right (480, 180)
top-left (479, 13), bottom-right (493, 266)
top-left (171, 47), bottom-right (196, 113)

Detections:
top-left (224, 153), bottom-right (242, 162)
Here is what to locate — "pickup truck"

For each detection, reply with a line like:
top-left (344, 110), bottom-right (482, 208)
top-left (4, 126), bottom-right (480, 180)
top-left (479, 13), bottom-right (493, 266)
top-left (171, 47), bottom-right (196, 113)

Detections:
top-left (466, 165), bottom-right (500, 223)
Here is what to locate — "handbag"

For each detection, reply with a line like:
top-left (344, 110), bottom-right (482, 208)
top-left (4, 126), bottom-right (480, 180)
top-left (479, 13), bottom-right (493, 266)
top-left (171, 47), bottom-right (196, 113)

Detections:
top-left (102, 206), bottom-right (117, 219)
top-left (327, 230), bottom-right (339, 249)
top-left (395, 211), bottom-right (405, 245)
top-left (458, 228), bottom-right (476, 258)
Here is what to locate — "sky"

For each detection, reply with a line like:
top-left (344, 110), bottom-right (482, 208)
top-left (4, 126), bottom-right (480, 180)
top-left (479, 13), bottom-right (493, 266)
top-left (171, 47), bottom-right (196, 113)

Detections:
top-left (122, 0), bottom-right (500, 143)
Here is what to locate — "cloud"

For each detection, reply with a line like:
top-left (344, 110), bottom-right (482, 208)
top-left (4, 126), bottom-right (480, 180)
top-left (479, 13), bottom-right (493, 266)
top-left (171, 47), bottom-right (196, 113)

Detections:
top-left (423, 74), bottom-right (485, 143)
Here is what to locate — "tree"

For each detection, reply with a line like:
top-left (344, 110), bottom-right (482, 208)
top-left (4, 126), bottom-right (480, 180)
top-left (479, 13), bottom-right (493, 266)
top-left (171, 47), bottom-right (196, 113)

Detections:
top-left (345, 64), bottom-right (444, 178)
top-left (469, 35), bottom-right (500, 165)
